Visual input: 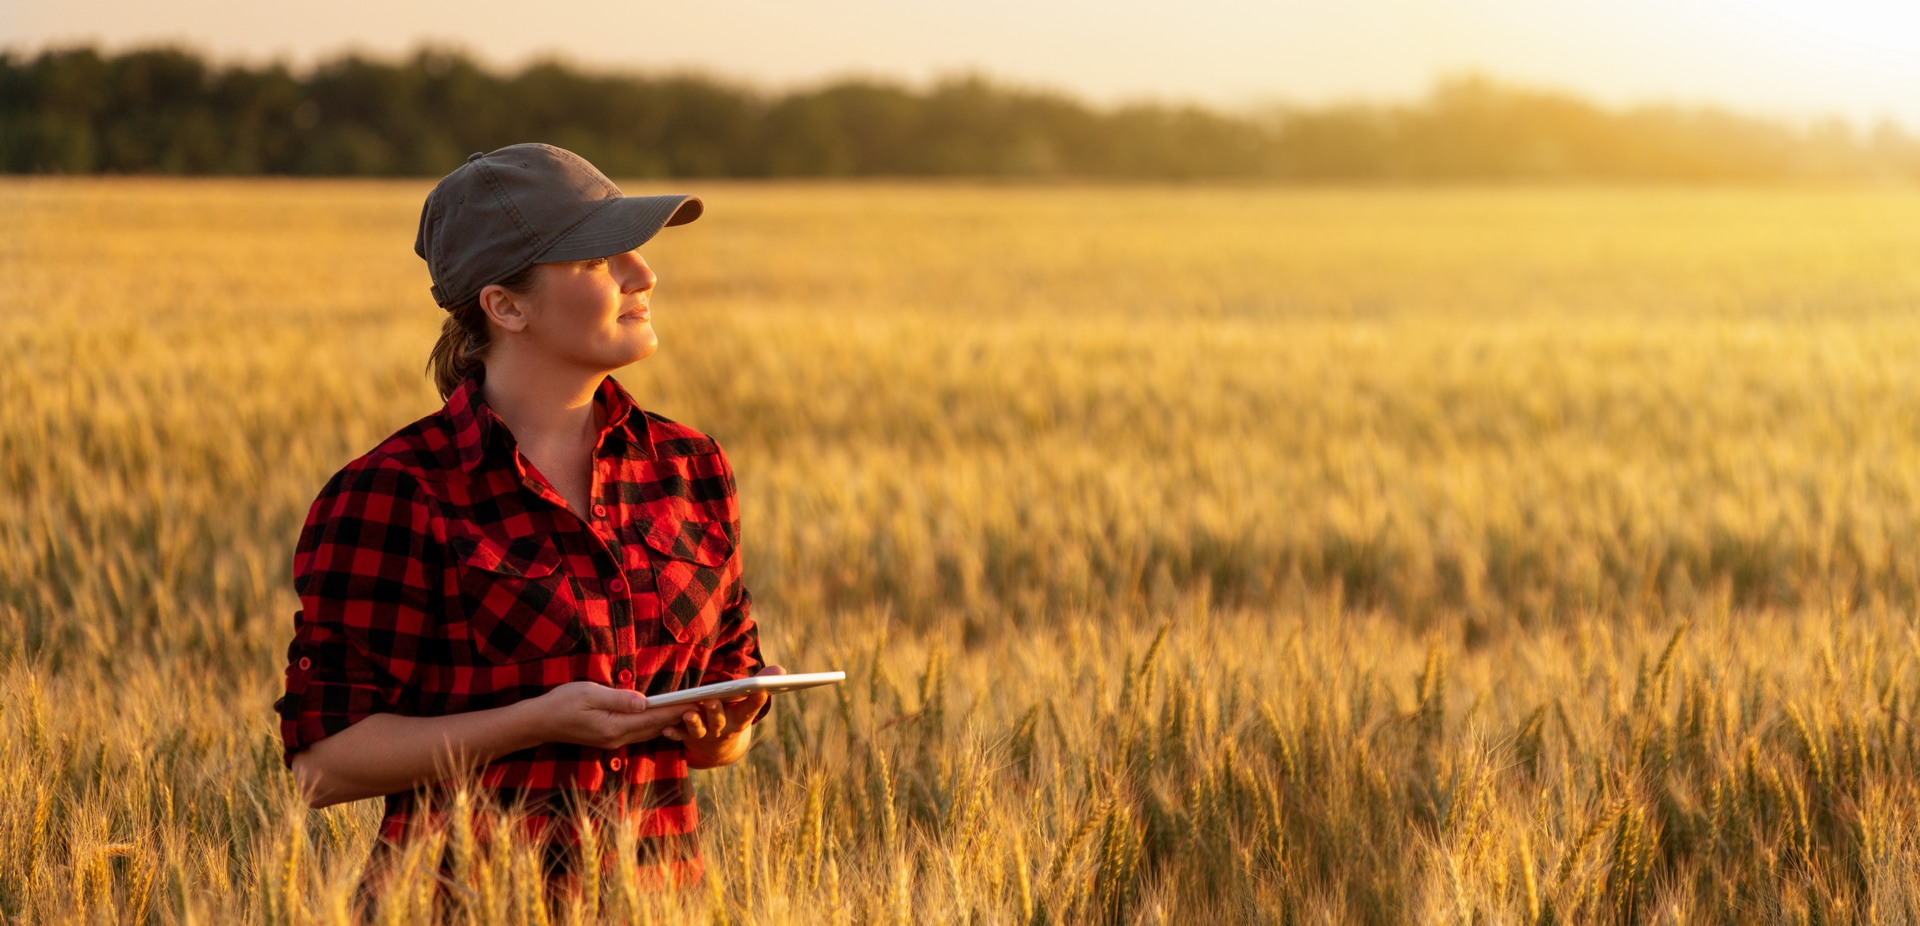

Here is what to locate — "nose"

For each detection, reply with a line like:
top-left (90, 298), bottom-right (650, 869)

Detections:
top-left (612, 249), bottom-right (656, 294)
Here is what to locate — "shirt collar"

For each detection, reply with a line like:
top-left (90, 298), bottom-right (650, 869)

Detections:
top-left (446, 366), bottom-right (653, 474)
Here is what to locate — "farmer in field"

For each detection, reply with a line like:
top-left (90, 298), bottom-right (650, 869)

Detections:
top-left (271, 142), bottom-right (784, 913)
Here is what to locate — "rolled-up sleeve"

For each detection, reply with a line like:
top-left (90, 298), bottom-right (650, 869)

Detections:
top-left (273, 460), bottom-right (439, 769)
top-left (702, 581), bottom-right (770, 726)
top-left (706, 584), bottom-right (764, 683)
top-left (698, 446), bottom-right (770, 727)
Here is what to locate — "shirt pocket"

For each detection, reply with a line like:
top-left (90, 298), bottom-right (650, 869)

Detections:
top-left (637, 512), bottom-right (736, 646)
top-left (450, 529), bottom-right (586, 664)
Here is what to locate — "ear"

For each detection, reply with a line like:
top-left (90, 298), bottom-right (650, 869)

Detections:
top-left (478, 282), bottom-right (533, 333)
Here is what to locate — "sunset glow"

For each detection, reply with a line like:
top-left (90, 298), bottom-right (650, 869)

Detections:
top-left (5, 0), bottom-right (1920, 125)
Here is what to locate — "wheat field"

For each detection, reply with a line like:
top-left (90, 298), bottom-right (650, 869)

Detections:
top-left (8, 178), bottom-right (1920, 923)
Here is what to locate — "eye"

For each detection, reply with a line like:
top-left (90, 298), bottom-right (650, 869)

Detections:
top-left (585, 257), bottom-right (608, 268)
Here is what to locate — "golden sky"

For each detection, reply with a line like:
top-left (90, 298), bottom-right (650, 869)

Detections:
top-left (7, 0), bottom-right (1920, 127)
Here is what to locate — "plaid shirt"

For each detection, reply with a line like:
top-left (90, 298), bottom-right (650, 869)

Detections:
top-left (272, 365), bottom-right (766, 892)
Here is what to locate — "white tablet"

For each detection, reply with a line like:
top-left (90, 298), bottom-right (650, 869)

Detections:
top-left (645, 671), bottom-right (846, 709)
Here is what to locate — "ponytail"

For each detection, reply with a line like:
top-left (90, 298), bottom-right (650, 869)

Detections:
top-left (425, 262), bottom-right (541, 401)
top-left (427, 303), bottom-right (487, 401)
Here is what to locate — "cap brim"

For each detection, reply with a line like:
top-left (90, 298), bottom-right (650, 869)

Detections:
top-left (534, 194), bottom-right (703, 262)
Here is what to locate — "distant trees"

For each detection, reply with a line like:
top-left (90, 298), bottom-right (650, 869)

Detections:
top-left (4, 44), bottom-right (1918, 181)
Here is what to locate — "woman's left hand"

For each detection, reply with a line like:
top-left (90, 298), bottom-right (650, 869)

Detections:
top-left (665, 665), bottom-right (785, 768)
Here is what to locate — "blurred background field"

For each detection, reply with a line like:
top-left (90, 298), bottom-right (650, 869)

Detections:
top-left (9, 179), bottom-right (1920, 922)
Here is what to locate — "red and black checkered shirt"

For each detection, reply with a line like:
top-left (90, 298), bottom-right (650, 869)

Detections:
top-left (272, 365), bottom-right (766, 891)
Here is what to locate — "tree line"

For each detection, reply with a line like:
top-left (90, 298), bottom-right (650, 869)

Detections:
top-left (5, 43), bottom-right (1919, 181)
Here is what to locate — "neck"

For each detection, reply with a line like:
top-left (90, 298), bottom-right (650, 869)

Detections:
top-left (477, 352), bottom-right (606, 454)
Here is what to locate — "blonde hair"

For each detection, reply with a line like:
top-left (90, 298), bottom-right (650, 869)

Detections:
top-left (425, 263), bottom-right (540, 401)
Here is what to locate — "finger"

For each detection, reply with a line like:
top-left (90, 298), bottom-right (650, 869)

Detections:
top-left (726, 691), bottom-right (767, 723)
top-left (662, 726), bottom-right (683, 741)
top-left (705, 702), bottom-right (729, 737)
top-left (594, 686), bottom-right (648, 712)
top-left (682, 711), bottom-right (707, 739)
top-left (714, 668), bottom-right (781, 705)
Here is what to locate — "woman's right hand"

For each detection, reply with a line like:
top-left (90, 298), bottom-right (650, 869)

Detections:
top-left (527, 681), bottom-right (696, 750)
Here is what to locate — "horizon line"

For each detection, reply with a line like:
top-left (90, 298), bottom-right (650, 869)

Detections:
top-left (5, 35), bottom-right (1915, 134)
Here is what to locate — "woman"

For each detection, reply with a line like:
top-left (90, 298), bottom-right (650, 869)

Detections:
top-left (271, 142), bottom-right (784, 912)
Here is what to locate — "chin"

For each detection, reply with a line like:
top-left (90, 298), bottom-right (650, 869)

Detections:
top-left (626, 333), bottom-right (660, 363)
top-left (584, 338), bottom-right (657, 373)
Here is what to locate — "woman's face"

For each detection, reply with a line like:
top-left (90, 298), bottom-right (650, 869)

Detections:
top-left (512, 248), bottom-right (661, 371)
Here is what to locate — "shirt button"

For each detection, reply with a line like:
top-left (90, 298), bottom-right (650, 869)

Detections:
top-left (607, 756), bottom-right (624, 772)
top-left (609, 577), bottom-right (626, 594)
top-left (617, 668), bottom-right (634, 685)
top-left (297, 656), bottom-right (312, 671)
top-left (593, 504), bottom-right (608, 518)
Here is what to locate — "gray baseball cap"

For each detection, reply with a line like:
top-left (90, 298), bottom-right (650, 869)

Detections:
top-left (414, 142), bottom-right (703, 310)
